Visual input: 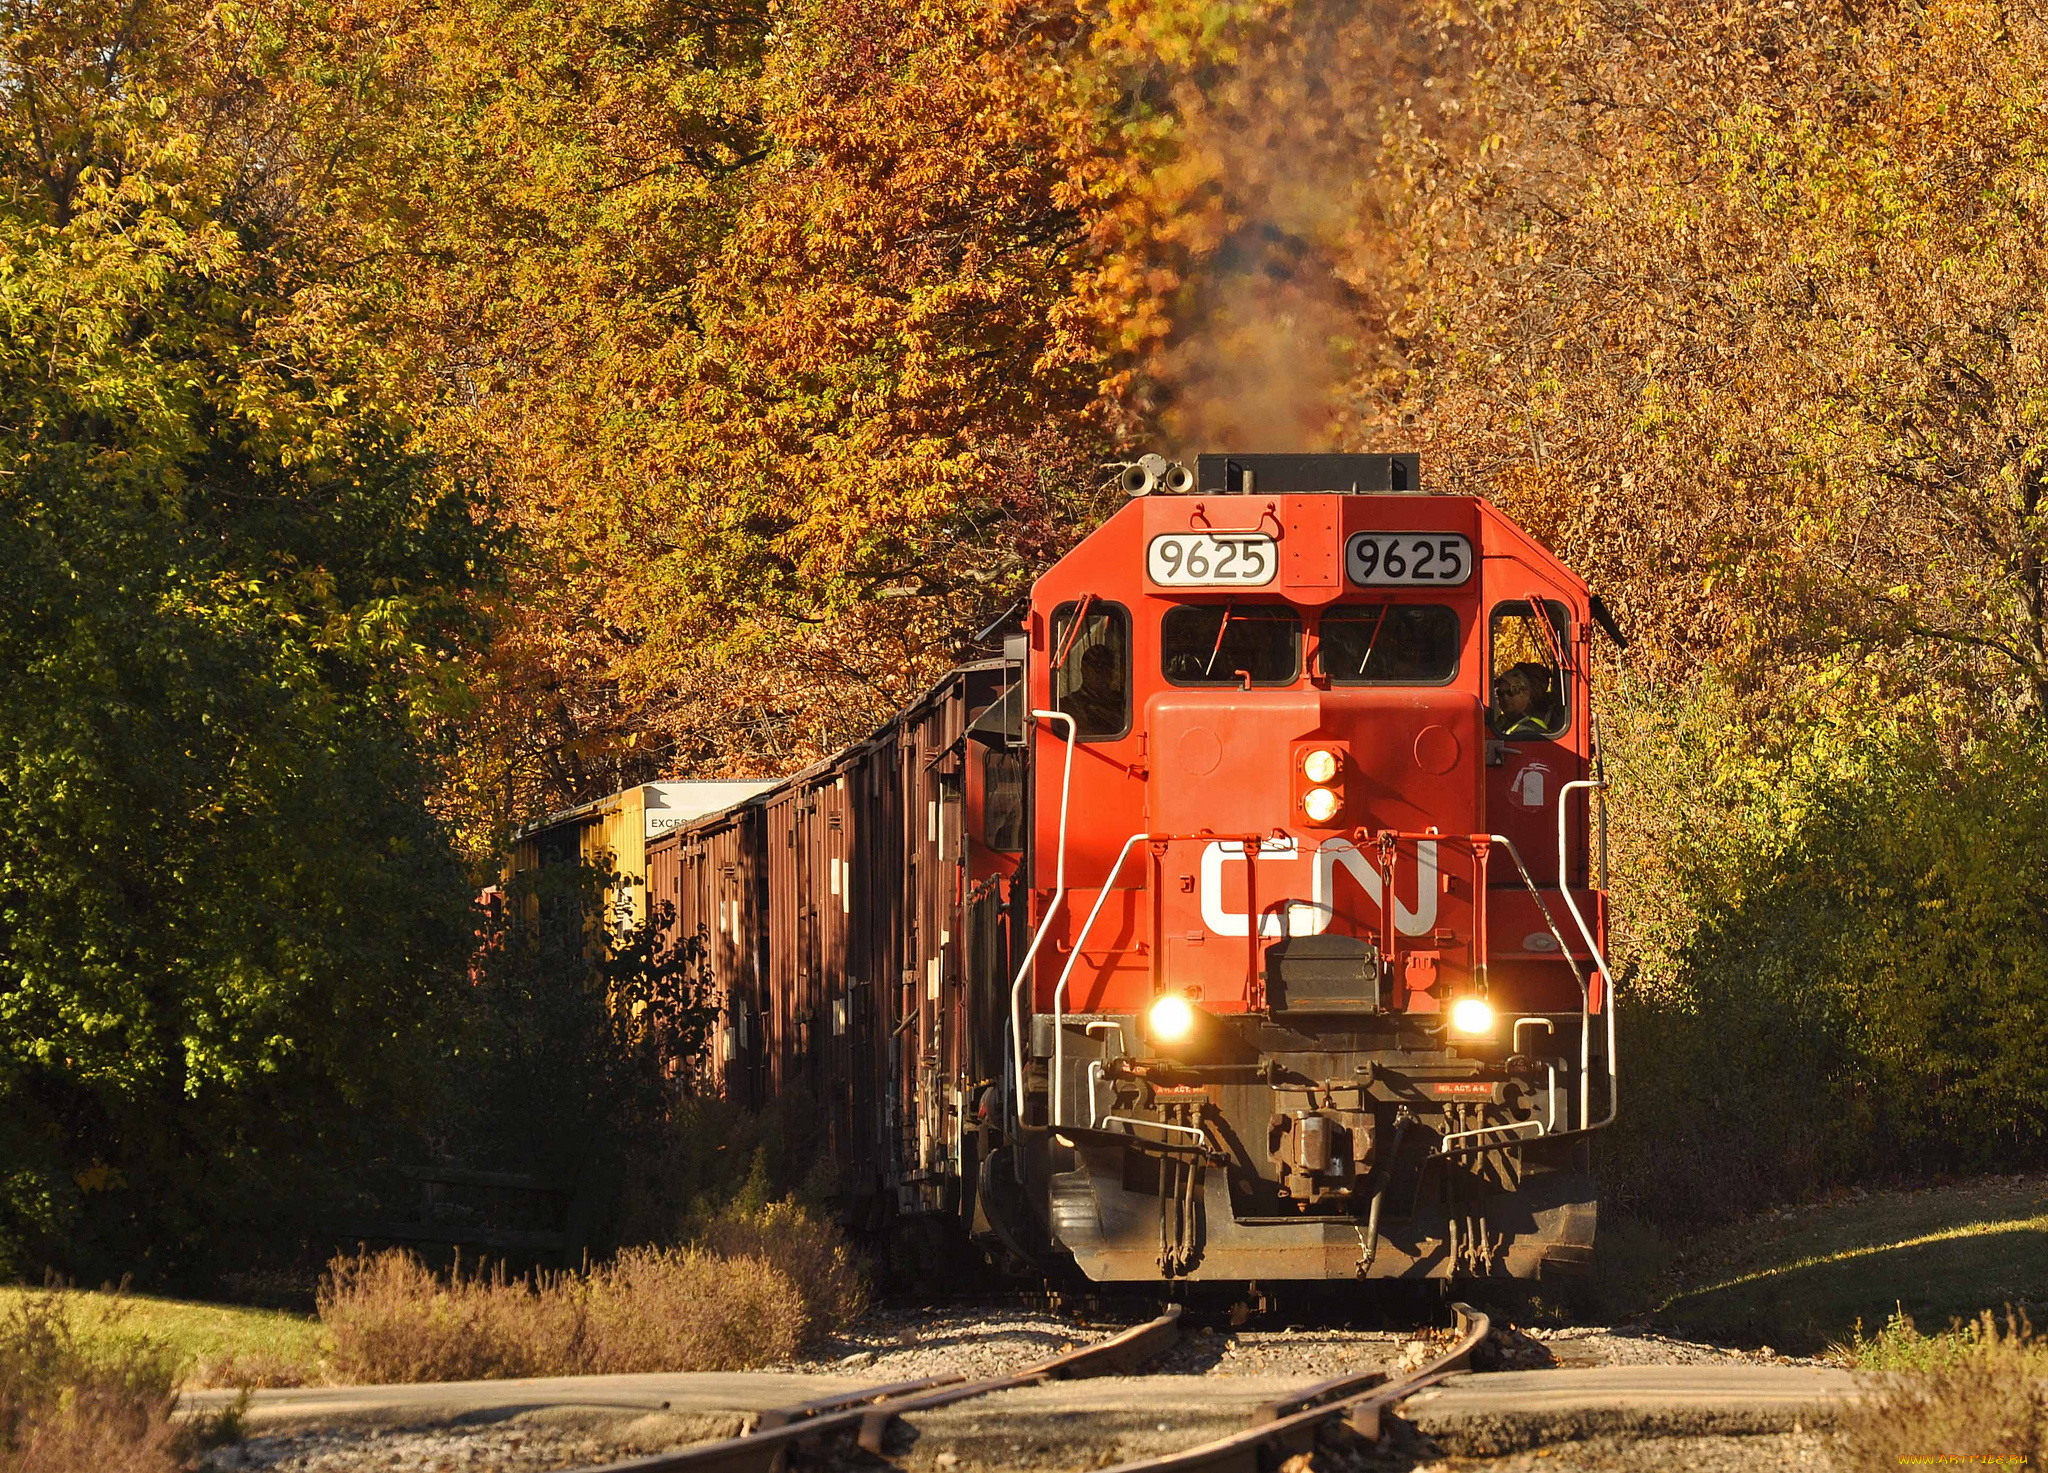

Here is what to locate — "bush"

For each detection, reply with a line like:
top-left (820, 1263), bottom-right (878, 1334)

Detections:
top-left (318, 1251), bottom-right (577, 1383)
top-left (318, 1247), bottom-right (810, 1382)
top-left (1837, 1310), bottom-right (2047, 1464)
top-left (616, 1093), bottom-right (834, 1246)
top-left (581, 1247), bottom-right (808, 1372)
top-left (443, 867), bottom-right (716, 1257)
top-left (1596, 678), bottom-right (2048, 1225)
top-left (0, 1295), bottom-right (183, 1473)
top-left (695, 1199), bottom-right (867, 1341)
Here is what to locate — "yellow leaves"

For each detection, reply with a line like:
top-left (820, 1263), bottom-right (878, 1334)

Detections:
top-left (73, 1161), bottom-right (127, 1193)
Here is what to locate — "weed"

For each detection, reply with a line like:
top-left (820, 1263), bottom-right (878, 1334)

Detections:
top-left (318, 1246), bottom-right (813, 1382)
top-left (1834, 1305), bottom-right (2048, 1374)
top-left (0, 1294), bottom-right (184, 1473)
top-left (581, 1247), bottom-right (807, 1372)
top-left (695, 1198), bottom-right (867, 1342)
top-left (318, 1251), bottom-right (580, 1382)
top-left (1836, 1309), bottom-right (2046, 1465)
top-left (180, 1390), bottom-right (250, 1450)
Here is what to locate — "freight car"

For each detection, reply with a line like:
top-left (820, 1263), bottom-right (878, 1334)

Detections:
top-left (642, 453), bottom-right (1618, 1284)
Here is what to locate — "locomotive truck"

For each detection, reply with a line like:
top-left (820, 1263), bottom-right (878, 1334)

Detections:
top-left (621, 453), bottom-right (1619, 1284)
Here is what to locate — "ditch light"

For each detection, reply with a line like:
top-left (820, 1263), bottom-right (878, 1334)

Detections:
top-left (1450, 996), bottom-right (1495, 1036)
top-left (1147, 993), bottom-right (1198, 1043)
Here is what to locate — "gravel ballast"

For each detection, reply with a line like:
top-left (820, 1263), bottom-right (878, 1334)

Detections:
top-left (198, 1299), bottom-right (1852, 1473)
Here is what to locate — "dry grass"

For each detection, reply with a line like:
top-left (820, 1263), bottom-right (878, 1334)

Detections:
top-left (695, 1198), bottom-right (867, 1339)
top-left (318, 1252), bottom-right (584, 1383)
top-left (0, 1294), bottom-right (189, 1473)
top-left (319, 1246), bottom-right (812, 1383)
top-left (579, 1248), bottom-right (808, 1373)
top-left (1836, 1309), bottom-right (2047, 1467)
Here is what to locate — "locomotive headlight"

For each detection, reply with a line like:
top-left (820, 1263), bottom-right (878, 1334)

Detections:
top-left (1301, 748), bottom-right (1340, 783)
top-left (1301, 786), bottom-right (1341, 823)
top-left (1147, 993), bottom-right (1197, 1043)
top-left (1450, 997), bottom-right (1495, 1036)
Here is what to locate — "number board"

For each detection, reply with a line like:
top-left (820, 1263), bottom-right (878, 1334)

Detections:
top-left (1147, 533), bottom-right (1277, 587)
top-left (1345, 533), bottom-right (1472, 587)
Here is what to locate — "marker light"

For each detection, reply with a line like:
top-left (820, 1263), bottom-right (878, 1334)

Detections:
top-left (1301, 748), bottom-right (1340, 783)
top-left (1302, 787), bottom-right (1341, 823)
top-left (1148, 993), bottom-right (1197, 1042)
top-left (1450, 997), bottom-right (1495, 1035)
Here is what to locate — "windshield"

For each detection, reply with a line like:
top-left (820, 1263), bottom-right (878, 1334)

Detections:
top-left (1321, 605), bottom-right (1460, 685)
top-left (1161, 603), bottom-right (1302, 686)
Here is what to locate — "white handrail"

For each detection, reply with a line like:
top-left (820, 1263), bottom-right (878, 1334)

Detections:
top-left (1485, 832), bottom-right (1588, 1112)
top-left (1439, 1117), bottom-right (1545, 1152)
top-left (1100, 1113), bottom-right (1210, 1147)
top-left (1558, 778), bottom-right (1619, 1131)
top-left (1009, 709), bottom-right (1076, 1126)
top-left (1430, 833), bottom-right (1592, 1160)
top-left (1080, 1060), bottom-right (1211, 1151)
top-left (1051, 831), bottom-right (1152, 1127)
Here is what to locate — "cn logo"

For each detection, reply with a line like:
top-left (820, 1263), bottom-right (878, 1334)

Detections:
top-left (1198, 838), bottom-right (1440, 939)
top-left (1509, 761), bottom-right (1554, 810)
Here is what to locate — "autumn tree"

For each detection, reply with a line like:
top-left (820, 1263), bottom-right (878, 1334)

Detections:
top-left (0, 0), bottom-right (493, 1281)
top-left (1358, 0), bottom-right (2048, 1213)
top-left (1375, 0), bottom-right (2048, 715)
top-left (383, 0), bottom-right (1444, 845)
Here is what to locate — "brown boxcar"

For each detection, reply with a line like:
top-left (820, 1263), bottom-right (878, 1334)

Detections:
top-left (640, 662), bottom-right (1014, 1226)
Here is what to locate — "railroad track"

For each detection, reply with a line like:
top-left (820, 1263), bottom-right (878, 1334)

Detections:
top-left (1099, 1302), bottom-right (1492, 1472)
top-left (557, 1306), bottom-right (1185, 1473)
top-left (558, 1301), bottom-right (1488, 1473)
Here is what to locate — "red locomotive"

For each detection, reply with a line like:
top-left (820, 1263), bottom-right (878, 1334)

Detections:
top-left (643, 454), bottom-right (1617, 1283)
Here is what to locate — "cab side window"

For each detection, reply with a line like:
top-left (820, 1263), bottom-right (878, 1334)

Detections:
top-left (981, 747), bottom-right (1026, 852)
top-left (1489, 601), bottom-right (1570, 739)
top-left (1050, 600), bottom-right (1130, 740)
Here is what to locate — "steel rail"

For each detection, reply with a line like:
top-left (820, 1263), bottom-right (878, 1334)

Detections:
top-left (556, 1306), bottom-right (1182, 1473)
top-left (1093, 1303), bottom-right (1491, 1473)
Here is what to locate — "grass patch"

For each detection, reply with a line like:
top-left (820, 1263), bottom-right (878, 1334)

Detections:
top-left (1836, 1310), bottom-right (2047, 1464)
top-left (0, 1285), bottom-right (325, 1389)
top-left (1835, 1305), bottom-right (2048, 1374)
top-left (0, 1293), bottom-right (192, 1473)
top-left (1653, 1174), bottom-right (2048, 1353)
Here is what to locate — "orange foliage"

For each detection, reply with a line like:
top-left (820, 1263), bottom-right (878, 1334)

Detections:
top-left (364, 0), bottom-right (2048, 843)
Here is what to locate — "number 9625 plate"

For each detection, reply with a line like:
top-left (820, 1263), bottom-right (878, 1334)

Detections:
top-left (1345, 533), bottom-right (1472, 586)
top-left (1147, 533), bottom-right (1277, 587)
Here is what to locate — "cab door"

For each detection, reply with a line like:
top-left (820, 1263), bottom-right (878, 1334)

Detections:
top-left (1482, 586), bottom-right (1596, 1012)
top-left (1484, 594), bottom-right (1586, 888)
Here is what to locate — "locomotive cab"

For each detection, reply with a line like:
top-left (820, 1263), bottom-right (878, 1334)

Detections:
top-left (997, 454), bottom-right (1614, 1283)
